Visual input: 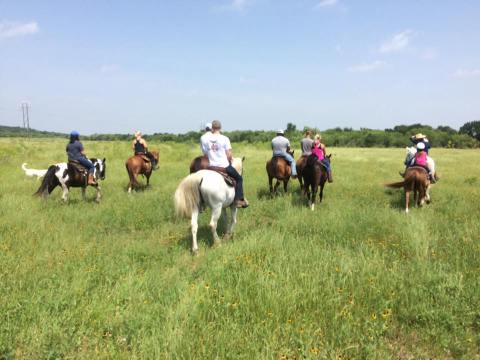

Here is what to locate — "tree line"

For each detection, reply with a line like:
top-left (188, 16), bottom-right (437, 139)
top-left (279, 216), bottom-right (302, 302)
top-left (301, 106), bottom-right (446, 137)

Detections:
top-left (1, 121), bottom-right (479, 148)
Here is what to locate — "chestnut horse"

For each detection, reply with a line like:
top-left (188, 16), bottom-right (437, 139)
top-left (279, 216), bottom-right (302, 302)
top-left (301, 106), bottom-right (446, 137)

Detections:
top-left (302, 154), bottom-right (331, 210)
top-left (296, 155), bottom-right (308, 188)
top-left (125, 151), bottom-right (159, 193)
top-left (385, 166), bottom-right (430, 213)
top-left (190, 155), bottom-right (209, 173)
top-left (266, 150), bottom-right (294, 194)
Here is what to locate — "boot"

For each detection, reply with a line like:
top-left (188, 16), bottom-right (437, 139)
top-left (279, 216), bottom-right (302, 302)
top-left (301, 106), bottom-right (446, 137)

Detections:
top-left (429, 172), bottom-right (436, 183)
top-left (327, 170), bottom-right (333, 183)
top-left (87, 173), bottom-right (97, 185)
top-left (235, 199), bottom-right (249, 208)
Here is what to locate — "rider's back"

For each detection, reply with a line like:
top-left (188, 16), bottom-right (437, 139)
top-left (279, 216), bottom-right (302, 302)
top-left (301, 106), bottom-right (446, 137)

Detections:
top-left (66, 140), bottom-right (83, 161)
top-left (272, 136), bottom-right (289, 155)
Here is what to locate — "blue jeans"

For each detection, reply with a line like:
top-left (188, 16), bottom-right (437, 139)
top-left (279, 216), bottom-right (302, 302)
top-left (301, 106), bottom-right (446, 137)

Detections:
top-left (226, 165), bottom-right (244, 200)
top-left (273, 152), bottom-right (297, 176)
top-left (77, 157), bottom-right (95, 174)
top-left (320, 158), bottom-right (331, 172)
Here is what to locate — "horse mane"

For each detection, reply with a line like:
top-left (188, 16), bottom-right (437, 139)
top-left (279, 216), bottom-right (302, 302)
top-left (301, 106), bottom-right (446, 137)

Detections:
top-left (231, 157), bottom-right (244, 174)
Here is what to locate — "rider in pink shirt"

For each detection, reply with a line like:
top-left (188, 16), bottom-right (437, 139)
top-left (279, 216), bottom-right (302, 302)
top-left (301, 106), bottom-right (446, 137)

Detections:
top-left (311, 134), bottom-right (332, 182)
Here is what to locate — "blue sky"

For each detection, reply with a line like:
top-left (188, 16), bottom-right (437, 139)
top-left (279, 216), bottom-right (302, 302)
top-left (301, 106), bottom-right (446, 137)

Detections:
top-left (1, 0), bottom-right (479, 134)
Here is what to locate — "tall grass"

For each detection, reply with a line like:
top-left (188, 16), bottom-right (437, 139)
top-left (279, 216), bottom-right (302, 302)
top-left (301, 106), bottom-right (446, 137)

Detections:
top-left (0, 138), bottom-right (479, 358)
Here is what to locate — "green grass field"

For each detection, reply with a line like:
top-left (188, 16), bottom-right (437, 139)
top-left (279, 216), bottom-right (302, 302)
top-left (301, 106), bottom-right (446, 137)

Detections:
top-left (1, 138), bottom-right (479, 359)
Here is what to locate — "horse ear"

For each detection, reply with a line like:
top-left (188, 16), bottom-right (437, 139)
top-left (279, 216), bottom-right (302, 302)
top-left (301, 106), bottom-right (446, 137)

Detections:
top-left (103, 158), bottom-right (106, 163)
top-left (242, 156), bottom-right (246, 162)
top-left (328, 154), bottom-right (332, 159)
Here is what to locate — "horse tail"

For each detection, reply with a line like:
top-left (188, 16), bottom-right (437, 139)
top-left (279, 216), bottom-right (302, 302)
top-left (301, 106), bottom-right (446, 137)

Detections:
top-left (125, 161), bottom-right (139, 186)
top-left (22, 163), bottom-right (28, 171)
top-left (384, 180), bottom-right (405, 189)
top-left (34, 165), bottom-right (59, 196)
top-left (385, 172), bottom-right (416, 189)
top-left (174, 172), bottom-right (203, 218)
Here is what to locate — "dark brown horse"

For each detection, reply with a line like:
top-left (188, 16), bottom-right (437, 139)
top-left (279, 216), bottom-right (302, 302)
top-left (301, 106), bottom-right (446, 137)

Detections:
top-left (296, 155), bottom-right (308, 188)
top-left (266, 150), bottom-right (294, 194)
top-left (189, 155), bottom-right (209, 173)
top-left (126, 151), bottom-right (159, 193)
top-left (385, 166), bottom-right (430, 213)
top-left (302, 154), bottom-right (331, 210)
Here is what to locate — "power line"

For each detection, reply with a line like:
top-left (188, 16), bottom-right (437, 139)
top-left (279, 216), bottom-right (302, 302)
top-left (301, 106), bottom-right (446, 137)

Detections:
top-left (21, 102), bottom-right (31, 138)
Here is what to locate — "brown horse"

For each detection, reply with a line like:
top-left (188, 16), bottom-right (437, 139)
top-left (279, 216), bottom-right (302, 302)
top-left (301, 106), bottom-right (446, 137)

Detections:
top-left (189, 155), bottom-right (209, 173)
top-left (125, 151), bottom-right (159, 193)
top-left (266, 150), bottom-right (294, 194)
top-left (296, 155), bottom-right (308, 188)
top-left (302, 154), bottom-right (331, 210)
top-left (385, 166), bottom-right (430, 213)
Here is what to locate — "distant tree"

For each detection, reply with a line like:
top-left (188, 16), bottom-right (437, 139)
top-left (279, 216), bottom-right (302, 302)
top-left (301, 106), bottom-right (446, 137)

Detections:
top-left (286, 123), bottom-right (297, 133)
top-left (436, 125), bottom-right (457, 134)
top-left (459, 121), bottom-right (480, 141)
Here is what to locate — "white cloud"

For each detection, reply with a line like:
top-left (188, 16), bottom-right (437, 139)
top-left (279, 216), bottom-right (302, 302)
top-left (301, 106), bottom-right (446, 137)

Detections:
top-left (379, 30), bottom-right (413, 53)
top-left (314, 0), bottom-right (338, 9)
top-left (421, 48), bottom-right (437, 61)
top-left (214, 0), bottom-right (250, 12)
top-left (0, 21), bottom-right (39, 39)
top-left (100, 64), bottom-right (120, 74)
top-left (347, 60), bottom-right (386, 72)
top-left (453, 68), bottom-right (480, 78)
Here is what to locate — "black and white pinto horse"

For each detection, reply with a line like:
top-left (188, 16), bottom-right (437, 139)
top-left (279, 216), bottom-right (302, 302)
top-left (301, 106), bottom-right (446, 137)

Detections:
top-left (34, 158), bottom-right (106, 202)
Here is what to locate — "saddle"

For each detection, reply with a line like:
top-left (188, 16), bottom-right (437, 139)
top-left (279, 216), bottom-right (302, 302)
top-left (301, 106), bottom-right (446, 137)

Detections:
top-left (68, 160), bottom-right (88, 174)
top-left (136, 154), bottom-right (151, 163)
top-left (207, 166), bottom-right (236, 187)
top-left (408, 165), bottom-right (429, 173)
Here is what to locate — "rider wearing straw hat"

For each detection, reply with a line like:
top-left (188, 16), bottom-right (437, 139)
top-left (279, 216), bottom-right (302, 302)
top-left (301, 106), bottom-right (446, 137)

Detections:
top-left (410, 133), bottom-right (431, 154)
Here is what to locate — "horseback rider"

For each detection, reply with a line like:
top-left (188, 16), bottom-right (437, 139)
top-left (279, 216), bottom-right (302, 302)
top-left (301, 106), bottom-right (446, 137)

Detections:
top-left (410, 133), bottom-right (431, 154)
top-left (300, 130), bottom-right (313, 156)
top-left (271, 129), bottom-right (297, 179)
top-left (66, 130), bottom-right (96, 185)
top-left (200, 122), bottom-right (212, 148)
top-left (311, 133), bottom-right (333, 183)
top-left (132, 131), bottom-right (156, 167)
top-left (408, 142), bottom-right (435, 182)
top-left (201, 120), bottom-right (249, 208)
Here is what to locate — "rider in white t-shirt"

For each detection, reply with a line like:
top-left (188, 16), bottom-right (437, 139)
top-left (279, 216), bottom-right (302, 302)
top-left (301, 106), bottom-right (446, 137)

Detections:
top-left (200, 120), bottom-right (248, 208)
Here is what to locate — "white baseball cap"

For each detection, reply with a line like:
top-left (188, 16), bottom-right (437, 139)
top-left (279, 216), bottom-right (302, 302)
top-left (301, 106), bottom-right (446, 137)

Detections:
top-left (416, 142), bottom-right (425, 150)
top-left (277, 129), bottom-right (284, 135)
top-left (205, 122), bottom-right (212, 130)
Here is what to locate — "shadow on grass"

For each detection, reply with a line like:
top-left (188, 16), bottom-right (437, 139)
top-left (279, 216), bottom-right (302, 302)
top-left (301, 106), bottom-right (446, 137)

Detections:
top-left (384, 188), bottom-right (406, 210)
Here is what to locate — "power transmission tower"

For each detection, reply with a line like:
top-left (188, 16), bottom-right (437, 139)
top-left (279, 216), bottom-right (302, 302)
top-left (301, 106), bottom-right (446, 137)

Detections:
top-left (21, 102), bottom-right (31, 138)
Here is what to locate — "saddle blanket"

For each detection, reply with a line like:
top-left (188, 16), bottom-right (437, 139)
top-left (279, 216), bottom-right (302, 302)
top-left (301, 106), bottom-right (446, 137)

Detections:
top-left (207, 166), bottom-right (236, 187)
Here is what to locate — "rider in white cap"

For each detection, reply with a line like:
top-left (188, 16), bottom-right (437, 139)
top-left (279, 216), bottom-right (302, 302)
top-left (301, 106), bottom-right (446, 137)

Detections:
top-left (271, 129), bottom-right (297, 178)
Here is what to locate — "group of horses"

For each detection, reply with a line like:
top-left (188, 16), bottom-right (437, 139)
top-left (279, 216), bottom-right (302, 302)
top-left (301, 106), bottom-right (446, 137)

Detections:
top-left (266, 150), bottom-right (332, 211)
top-left (33, 146), bottom-right (436, 254)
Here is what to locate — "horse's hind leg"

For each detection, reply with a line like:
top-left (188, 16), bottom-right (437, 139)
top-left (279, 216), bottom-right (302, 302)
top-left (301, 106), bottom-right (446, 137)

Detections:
top-left (283, 179), bottom-right (289, 193)
top-left (268, 176), bottom-right (274, 193)
top-left (405, 190), bottom-right (410, 213)
top-left (81, 187), bottom-right (86, 200)
top-left (95, 185), bottom-right (101, 202)
top-left (210, 205), bottom-right (222, 246)
top-left (191, 207), bottom-right (199, 255)
top-left (61, 183), bottom-right (69, 202)
top-left (274, 180), bottom-right (280, 194)
top-left (224, 206), bottom-right (238, 240)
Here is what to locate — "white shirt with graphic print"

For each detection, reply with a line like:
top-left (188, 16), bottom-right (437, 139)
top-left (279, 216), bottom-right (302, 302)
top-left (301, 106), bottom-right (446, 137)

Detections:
top-left (201, 132), bottom-right (231, 168)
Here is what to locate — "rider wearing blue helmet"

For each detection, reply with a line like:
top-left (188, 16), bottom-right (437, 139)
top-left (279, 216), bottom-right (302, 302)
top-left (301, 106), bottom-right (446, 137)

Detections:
top-left (66, 131), bottom-right (96, 185)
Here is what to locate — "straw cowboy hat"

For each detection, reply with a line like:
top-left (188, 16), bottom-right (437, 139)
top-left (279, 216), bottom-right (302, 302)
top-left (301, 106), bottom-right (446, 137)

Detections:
top-left (414, 133), bottom-right (427, 139)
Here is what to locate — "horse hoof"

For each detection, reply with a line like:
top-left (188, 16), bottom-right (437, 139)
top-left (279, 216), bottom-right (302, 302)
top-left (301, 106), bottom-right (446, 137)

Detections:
top-left (191, 249), bottom-right (199, 256)
top-left (223, 233), bottom-right (233, 241)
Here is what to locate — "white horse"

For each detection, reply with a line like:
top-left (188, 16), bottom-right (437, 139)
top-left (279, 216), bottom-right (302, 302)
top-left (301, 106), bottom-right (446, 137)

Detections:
top-left (404, 146), bottom-right (436, 202)
top-left (174, 157), bottom-right (244, 254)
